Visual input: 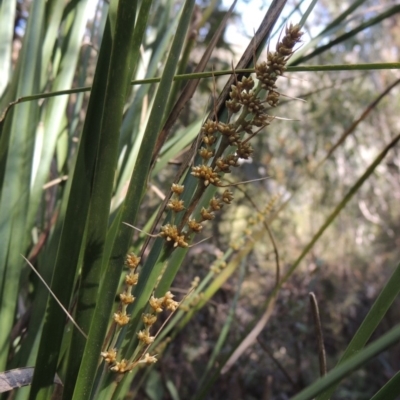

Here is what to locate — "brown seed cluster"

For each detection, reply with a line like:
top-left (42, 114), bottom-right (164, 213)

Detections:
top-left (256, 24), bottom-right (303, 106)
top-left (159, 224), bottom-right (188, 248)
top-left (103, 24), bottom-right (303, 376)
top-left (157, 25), bottom-right (302, 253)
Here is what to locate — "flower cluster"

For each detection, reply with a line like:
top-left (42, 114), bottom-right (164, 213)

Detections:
top-left (256, 24), bottom-right (303, 102)
top-left (101, 253), bottom-right (157, 373)
top-left (149, 291), bottom-right (179, 313)
top-left (102, 284), bottom-right (180, 373)
top-left (102, 24), bottom-right (303, 376)
top-left (112, 253), bottom-right (141, 327)
top-left (158, 25), bottom-right (302, 250)
top-left (159, 223), bottom-right (188, 248)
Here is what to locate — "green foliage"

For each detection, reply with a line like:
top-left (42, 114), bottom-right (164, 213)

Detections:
top-left (0, 0), bottom-right (399, 399)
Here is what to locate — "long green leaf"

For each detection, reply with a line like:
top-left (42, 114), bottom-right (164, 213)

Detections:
top-left (0, 0), bottom-right (16, 97)
top-left (113, 5), bottom-right (180, 207)
top-left (290, 324), bottom-right (400, 400)
top-left (316, 262), bottom-right (400, 399)
top-left (62, 0), bottom-right (141, 396)
top-left (370, 370), bottom-right (400, 400)
top-left (27, 0), bottom-right (90, 245)
top-left (72, 1), bottom-right (197, 398)
top-left (40, 0), bottom-right (67, 88)
top-left (29, 16), bottom-right (114, 400)
top-left (0, 0), bottom-right (45, 372)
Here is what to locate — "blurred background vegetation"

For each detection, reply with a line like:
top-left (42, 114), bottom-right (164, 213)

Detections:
top-left (0, 0), bottom-right (399, 399)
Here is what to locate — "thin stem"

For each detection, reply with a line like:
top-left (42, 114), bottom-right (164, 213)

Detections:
top-left (2, 64), bottom-right (399, 124)
top-left (309, 292), bottom-right (327, 377)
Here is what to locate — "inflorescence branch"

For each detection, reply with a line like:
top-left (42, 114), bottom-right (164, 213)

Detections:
top-left (103, 24), bottom-right (303, 375)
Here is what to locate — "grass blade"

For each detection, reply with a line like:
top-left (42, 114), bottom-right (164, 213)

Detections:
top-left (370, 371), bottom-right (400, 400)
top-left (63, 0), bottom-right (143, 396)
top-left (0, 0), bottom-right (16, 97)
top-left (0, 0), bottom-right (45, 372)
top-left (316, 262), bottom-right (400, 399)
top-left (72, 2), bottom-right (197, 398)
top-left (29, 15), bottom-right (113, 400)
top-left (290, 324), bottom-right (400, 400)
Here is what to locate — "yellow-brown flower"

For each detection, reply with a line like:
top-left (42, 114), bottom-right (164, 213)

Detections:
top-left (191, 165), bottom-right (221, 187)
top-left (101, 348), bottom-right (117, 364)
top-left (137, 330), bottom-right (155, 345)
top-left (222, 190), bottom-right (234, 204)
top-left (149, 295), bottom-right (164, 313)
top-left (159, 224), bottom-right (188, 248)
top-left (167, 198), bottom-right (185, 212)
top-left (125, 273), bottom-right (139, 286)
top-left (200, 207), bottom-right (214, 221)
top-left (188, 218), bottom-right (203, 232)
top-left (209, 197), bottom-right (224, 211)
top-left (111, 359), bottom-right (129, 373)
top-left (119, 292), bottom-right (135, 305)
top-left (114, 311), bottom-right (130, 326)
top-left (142, 313), bottom-right (157, 327)
top-left (162, 291), bottom-right (179, 311)
top-left (199, 147), bottom-right (214, 160)
top-left (141, 353), bottom-right (158, 364)
top-left (125, 253), bottom-right (141, 269)
top-left (171, 183), bottom-right (184, 195)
